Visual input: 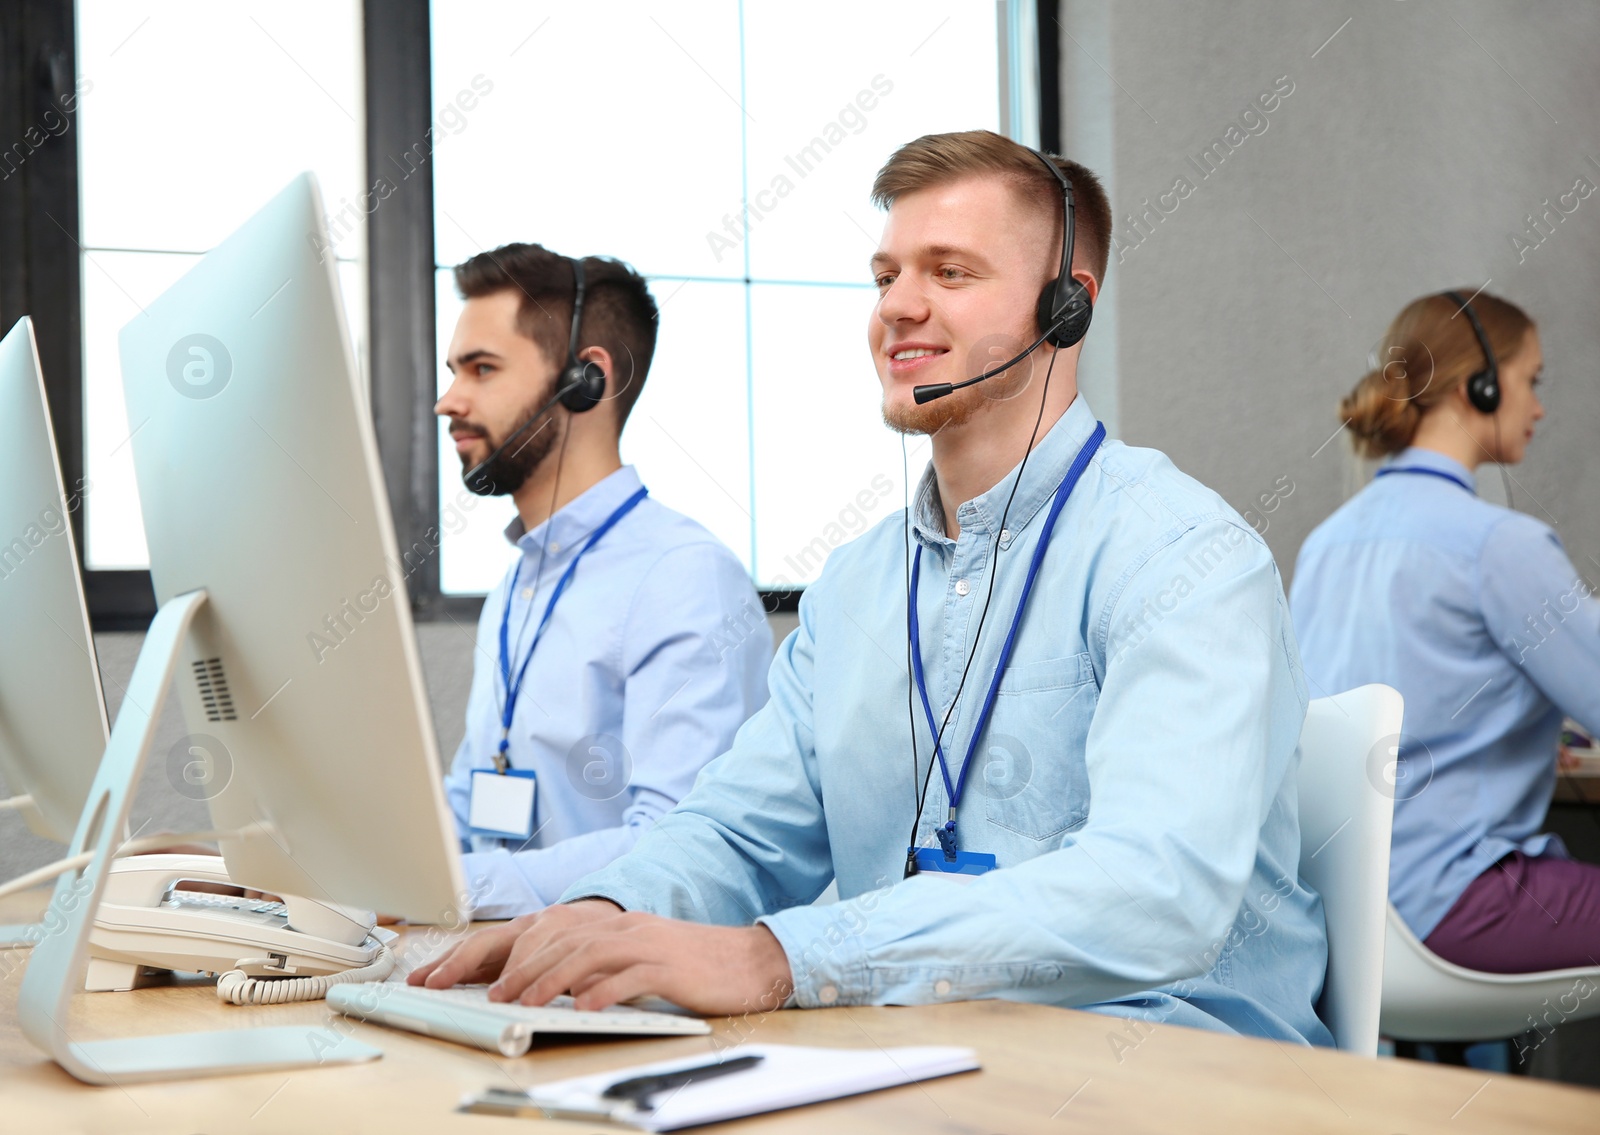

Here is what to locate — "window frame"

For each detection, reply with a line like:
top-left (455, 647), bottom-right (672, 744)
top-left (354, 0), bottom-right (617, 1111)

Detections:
top-left (5, 0), bottom-right (1053, 630)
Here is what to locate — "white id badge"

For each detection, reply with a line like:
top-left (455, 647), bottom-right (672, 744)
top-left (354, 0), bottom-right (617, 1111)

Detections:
top-left (468, 769), bottom-right (537, 839)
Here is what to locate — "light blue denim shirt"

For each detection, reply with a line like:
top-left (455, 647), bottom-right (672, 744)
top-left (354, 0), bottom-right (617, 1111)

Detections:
top-left (564, 398), bottom-right (1333, 1045)
top-left (445, 465), bottom-right (772, 918)
top-left (1291, 446), bottom-right (1600, 939)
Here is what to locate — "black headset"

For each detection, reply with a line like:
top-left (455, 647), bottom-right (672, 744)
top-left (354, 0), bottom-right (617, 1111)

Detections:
top-left (557, 256), bottom-right (607, 413)
top-left (1444, 290), bottom-right (1500, 415)
top-left (911, 148), bottom-right (1094, 405)
top-left (1032, 149), bottom-right (1093, 349)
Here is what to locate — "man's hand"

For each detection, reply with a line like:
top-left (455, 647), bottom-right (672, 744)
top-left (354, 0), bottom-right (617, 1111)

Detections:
top-left (407, 899), bottom-right (624, 988)
top-left (407, 899), bottom-right (795, 1017)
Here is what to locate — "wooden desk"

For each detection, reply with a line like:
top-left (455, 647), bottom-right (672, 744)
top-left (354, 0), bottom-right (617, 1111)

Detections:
top-left (1553, 762), bottom-right (1600, 805)
top-left (2, 892), bottom-right (1595, 1134)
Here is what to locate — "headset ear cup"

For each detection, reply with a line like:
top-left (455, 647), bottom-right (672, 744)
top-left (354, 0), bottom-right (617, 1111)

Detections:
top-left (1472, 376), bottom-right (1497, 416)
top-left (559, 360), bottom-right (606, 413)
top-left (1037, 277), bottom-right (1093, 349)
top-left (1465, 364), bottom-right (1491, 413)
top-left (1467, 368), bottom-right (1500, 415)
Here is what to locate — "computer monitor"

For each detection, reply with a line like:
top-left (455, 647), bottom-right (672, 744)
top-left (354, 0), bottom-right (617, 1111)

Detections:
top-left (0, 317), bottom-right (110, 872)
top-left (118, 173), bottom-right (465, 922)
top-left (18, 173), bottom-right (467, 1082)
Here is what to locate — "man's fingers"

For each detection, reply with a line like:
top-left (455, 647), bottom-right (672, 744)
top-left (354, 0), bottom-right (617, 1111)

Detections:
top-left (485, 907), bottom-right (632, 1001)
top-left (410, 939), bottom-right (476, 987)
top-left (513, 933), bottom-right (658, 1006)
top-left (571, 963), bottom-right (673, 1012)
top-left (405, 953), bottom-right (441, 985)
top-left (485, 919), bottom-right (593, 1000)
top-left (416, 917), bottom-right (532, 988)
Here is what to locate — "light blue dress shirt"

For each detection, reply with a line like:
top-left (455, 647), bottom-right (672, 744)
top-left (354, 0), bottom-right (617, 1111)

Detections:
top-left (445, 465), bottom-right (772, 919)
top-left (1291, 446), bottom-right (1600, 939)
top-left (564, 397), bottom-right (1333, 1045)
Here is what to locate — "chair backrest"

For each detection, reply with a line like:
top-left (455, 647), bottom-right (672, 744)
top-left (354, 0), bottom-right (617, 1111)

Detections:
top-left (1296, 684), bottom-right (1402, 1054)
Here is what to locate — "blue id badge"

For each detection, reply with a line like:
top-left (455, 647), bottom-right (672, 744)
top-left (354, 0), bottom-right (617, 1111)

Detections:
top-left (911, 846), bottom-right (997, 880)
top-left (468, 769), bottom-right (537, 839)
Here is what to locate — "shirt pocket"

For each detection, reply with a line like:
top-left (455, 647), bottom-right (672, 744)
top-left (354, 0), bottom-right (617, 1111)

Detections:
top-left (981, 653), bottom-right (1096, 841)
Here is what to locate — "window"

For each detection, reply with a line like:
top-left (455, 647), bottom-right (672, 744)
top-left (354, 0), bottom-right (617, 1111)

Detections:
top-left (45, 0), bottom-right (1043, 621)
top-left (430, 1), bottom-right (1017, 593)
top-left (76, 0), bottom-right (365, 569)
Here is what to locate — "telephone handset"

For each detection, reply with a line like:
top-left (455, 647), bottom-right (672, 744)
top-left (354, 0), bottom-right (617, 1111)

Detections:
top-left (86, 853), bottom-right (396, 1003)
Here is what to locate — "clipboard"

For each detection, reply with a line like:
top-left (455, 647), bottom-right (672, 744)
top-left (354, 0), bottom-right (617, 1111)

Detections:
top-left (460, 1042), bottom-right (980, 1129)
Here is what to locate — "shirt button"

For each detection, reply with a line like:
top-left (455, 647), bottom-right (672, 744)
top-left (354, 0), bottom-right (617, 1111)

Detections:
top-left (934, 979), bottom-right (952, 997)
top-left (818, 984), bottom-right (839, 1005)
top-left (954, 579), bottom-right (971, 597)
top-left (999, 529), bottom-right (1012, 546)
top-left (520, 587), bottom-right (533, 600)
top-left (549, 542), bottom-right (561, 554)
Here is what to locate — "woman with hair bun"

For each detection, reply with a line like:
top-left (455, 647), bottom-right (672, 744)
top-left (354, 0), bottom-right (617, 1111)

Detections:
top-left (1291, 289), bottom-right (1600, 974)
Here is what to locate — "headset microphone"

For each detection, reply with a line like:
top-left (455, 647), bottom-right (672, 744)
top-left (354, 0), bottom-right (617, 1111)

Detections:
top-left (463, 256), bottom-right (608, 496)
top-left (463, 374), bottom-right (588, 495)
top-left (911, 329), bottom-right (1053, 405)
top-left (912, 149), bottom-right (1094, 406)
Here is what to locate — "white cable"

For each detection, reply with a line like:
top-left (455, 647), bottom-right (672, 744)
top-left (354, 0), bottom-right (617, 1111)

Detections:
top-left (215, 943), bottom-right (395, 1005)
top-left (0, 828), bottom-right (240, 902)
top-left (0, 794), bottom-right (34, 812)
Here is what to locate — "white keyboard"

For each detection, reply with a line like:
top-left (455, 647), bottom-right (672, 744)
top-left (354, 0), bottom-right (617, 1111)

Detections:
top-left (326, 983), bottom-right (711, 1057)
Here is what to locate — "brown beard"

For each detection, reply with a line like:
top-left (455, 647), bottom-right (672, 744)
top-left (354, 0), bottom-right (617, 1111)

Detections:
top-left (880, 357), bottom-right (1038, 436)
top-left (457, 378), bottom-right (562, 496)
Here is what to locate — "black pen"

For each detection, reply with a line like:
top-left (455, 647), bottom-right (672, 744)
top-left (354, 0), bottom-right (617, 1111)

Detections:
top-left (601, 1053), bottom-right (765, 1109)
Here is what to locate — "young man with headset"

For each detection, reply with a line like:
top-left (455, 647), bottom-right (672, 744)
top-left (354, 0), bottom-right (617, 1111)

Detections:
top-left (413, 134), bottom-right (1332, 1045)
top-left (433, 244), bottom-right (771, 919)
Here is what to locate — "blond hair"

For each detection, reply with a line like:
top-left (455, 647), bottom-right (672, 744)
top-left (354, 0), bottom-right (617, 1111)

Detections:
top-left (1340, 290), bottom-right (1534, 458)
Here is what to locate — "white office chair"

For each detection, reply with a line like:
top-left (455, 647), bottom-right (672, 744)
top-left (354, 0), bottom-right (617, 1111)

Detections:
top-left (1297, 684), bottom-right (1403, 1054)
top-left (1382, 902), bottom-right (1600, 1044)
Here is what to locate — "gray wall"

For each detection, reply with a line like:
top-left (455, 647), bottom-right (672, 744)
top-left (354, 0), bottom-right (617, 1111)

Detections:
top-left (1060, 0), bottom-right (1600, 582)
top-left (0, 614), bottom-right (798, 876)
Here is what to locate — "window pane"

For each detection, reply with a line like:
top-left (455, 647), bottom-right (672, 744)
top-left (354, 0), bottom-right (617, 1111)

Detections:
top-left (618, 279), bottom-right (752, 570)
top-left (430, 0), bottom-right (1008, 595)
top-left (430, 1), bottom-right (744, 278)
top-left (434, 269), bottom-right (520, 597)
top-left (77, 0), bottom-right (365, 569)
top-left (80, 251), bottom-right (197, 568)
top-left (749, 283), bottom-right (921, 586)
top-left (77, 1), bottom-right (363, 253)
top-left (742, 2), bottom-right (1000, 285)
top-left (436, 273), bottom-right (752, 595)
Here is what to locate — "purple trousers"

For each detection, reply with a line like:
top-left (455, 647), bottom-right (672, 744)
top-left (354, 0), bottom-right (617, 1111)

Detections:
top-left (1424, 852), bottom-right (1600, 973)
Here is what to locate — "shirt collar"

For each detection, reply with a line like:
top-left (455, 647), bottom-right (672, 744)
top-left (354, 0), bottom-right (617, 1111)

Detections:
top-left (911, 394), bottom-right (1100, 547)
top-left (1385, 447), bottom-right (1476, 489)
top-left (503, 465), bottom-right (644, 562)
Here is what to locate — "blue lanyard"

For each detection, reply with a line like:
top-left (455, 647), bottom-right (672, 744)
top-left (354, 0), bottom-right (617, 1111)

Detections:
top-left (909, 421), bottom-right (1105, 854)
top-left (495, 486), bottom-right (649, 772)
top-left (1374, 466), bottom-right (1474, 494)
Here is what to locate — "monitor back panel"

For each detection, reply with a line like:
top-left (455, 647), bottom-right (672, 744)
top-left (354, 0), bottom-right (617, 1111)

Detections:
top-left (117, 175), bottom-right (465, 923)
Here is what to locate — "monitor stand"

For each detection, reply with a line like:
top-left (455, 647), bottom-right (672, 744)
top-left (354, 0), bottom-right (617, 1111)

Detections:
top-left (0, 924), bottom-right (40, 949)
top-left (15, 589), bottom-right (381, 1084)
